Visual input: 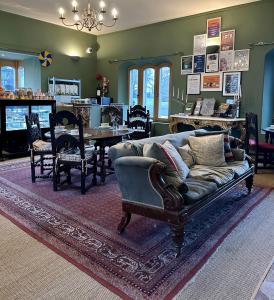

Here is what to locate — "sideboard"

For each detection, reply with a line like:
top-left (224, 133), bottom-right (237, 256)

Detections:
top-left (169, 114), bottom-right (246, 139)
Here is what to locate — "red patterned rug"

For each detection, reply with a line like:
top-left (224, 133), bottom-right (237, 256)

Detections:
top-left (0, 159), bottom-right (272, 299)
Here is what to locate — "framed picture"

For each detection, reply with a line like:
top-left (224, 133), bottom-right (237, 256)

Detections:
top-left (187, 74), bottom-right (201, 95)
top-left (223, 72), bottom-right (241, 96)
top-left (193, 100), bottom-right (203, 115)
top-left (200, 98), bottom-right (216, 116)
top-left (181, 56), bottom-right (193, 75)
top-left (184, 102), bottom-right (195, 115)
top-left (221, 30), bottom-right (235, 51)
top-left (207, 17), bottom-right (221, 39)
top-left (219, 50), bottom-right (234, 72)
top-left (201, 73), bottom-right (223, 91)
top-left (193, 34), bottom-right (206, 55)
top-left (234, 49), bottom-right (250, 71)
top-left (206, 53), bottom-right (219, 72)
top-left (193, 55), bottom-right (205, 73)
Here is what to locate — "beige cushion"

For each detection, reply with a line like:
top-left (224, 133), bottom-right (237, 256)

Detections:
top-left (178, 144), bottom-right (196, 168)
top-left (33, 140), bottom-right (52, 152)
top-left (188, 134), bottom-right (227, 167)
top-left (58, 146), bottom-right (95, 162)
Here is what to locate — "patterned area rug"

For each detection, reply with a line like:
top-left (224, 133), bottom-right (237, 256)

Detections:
top-left (0, 159), bottom-right (272, 300)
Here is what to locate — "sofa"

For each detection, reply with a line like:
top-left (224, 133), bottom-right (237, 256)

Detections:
top-left (109, 130), bottom-right (254, 257)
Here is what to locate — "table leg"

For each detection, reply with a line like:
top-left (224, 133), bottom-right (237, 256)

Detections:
top-left (100, 145), bottom-right (106, 184)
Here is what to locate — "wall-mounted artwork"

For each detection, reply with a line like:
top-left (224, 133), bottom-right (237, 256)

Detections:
top-left (187, 74), bottom-right (201, 95)
top-left (219, 50), bottom-right (234, 71)
top-left (221, 30), bottom-right (235, 51)
top-left (201, 73), bottom-right (223, 91)
top-left (200, 98), bottom-right (216, 116)
top-left (193, 55), bottom-right (205, 73)
top-left (206, 53), bottom-right (219, 72)
top-left (223, 72), bottom-right (241, 96)
top-left (234, 49), bottom-right (250, 71)
top-left (207, 17), bottom-right (221, 39)
top-left (181, 56), bottom-right (193, 75)
top-left (193, 34), bottom-right (207, 55)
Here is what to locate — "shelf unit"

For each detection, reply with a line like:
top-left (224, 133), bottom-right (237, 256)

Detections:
top-left (48, 77), bottom-right (81, 104)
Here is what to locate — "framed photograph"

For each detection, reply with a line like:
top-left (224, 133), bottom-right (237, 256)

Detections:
top-left (181, 56), bottom-right (193, 75)
top-left (201, 73), bottom-right (223, 91)
top-left (187, 74), bottom-right (201, 95)
top-left (221, 30), bottom-right (235, 51)
top-left (219, 50), bottom-right (234, 72)
top-left (184, 102), bottom-right (195, 115)
top-left (193, 34), bottom-right (206, 55)
top-left (193, 100), bottom-right (203, 115)
top-left (234, 49), bottom-right (250, 71)
top-left (207, 17), bottom-right (221, 39)
top-left (223, 72), bottom-right (241, 96)
top-left (200, 98), bottom-right (216, 116)
top-left (206, 53), bottom-right (219, 73)
top-left (193, 55), bottom-right (205, 73)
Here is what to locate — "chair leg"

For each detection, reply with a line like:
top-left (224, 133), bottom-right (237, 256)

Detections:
top-left (81, 172), bottom-right (86, 195)
top-left (53, 159), bottom-right (58, 191)
top-left (40, 154), bottom-right (44, 174)
top-left (92, 154), bottom-right (97, 185)
top-left (117, 211), bottom-right (131, 234)
top-left (245, 175), bottom-right (254, 194)
top-left (30, 151), bottom-right (36, 183)
top-left (170, 223), bottom-right (185, 258)
top-left (66, 167), bottom-right (72, 184)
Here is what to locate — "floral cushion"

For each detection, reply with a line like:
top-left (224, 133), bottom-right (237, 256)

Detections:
top-left (33, 140), bottom-right (52, 152)
top-left (58, 146), bottom-right (95, 162)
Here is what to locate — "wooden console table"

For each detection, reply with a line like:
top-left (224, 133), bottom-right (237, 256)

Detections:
top-left (169, 114), bottom-right (246, 139)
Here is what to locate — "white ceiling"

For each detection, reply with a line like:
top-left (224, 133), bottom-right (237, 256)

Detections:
top-left (0, 0), bottom-right (259, 35)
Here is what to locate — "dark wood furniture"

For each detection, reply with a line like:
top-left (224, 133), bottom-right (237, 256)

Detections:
top-left (127, 105), bottom-right (150, 140)
top-left (49, 113), bottom-right (97, 194)
top-left (117, 157), bottom-right (254, 257)
top-left (0, 99), bottom-right (56, 158)
top-left (246, 113), bottom-right (274, 173)
top-left (25, 113), bottom-right (53, 182)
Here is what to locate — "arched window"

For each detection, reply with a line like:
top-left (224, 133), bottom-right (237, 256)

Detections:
top-left (1, 66), bottom-right (16, 91)
top-left (18, 65), bottom-right (25, 88)
top-left (0, 60), bottom-right (25, 91)
top-left (128, 63), bottom-right (171, 121)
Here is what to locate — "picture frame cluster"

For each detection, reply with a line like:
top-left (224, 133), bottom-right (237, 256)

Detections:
top-left (181, 17), bottom-right (249, 97)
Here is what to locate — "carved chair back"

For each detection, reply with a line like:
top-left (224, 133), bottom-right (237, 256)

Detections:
top-left (25, 113), bottom-right (42, 148)
top-left (245, 112), bottom-right (259, 155)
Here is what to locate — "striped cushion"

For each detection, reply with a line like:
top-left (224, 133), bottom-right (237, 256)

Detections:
top-left (58, 146), bottom-right (95, 162)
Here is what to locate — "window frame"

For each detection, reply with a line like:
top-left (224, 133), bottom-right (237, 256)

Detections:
top-left (0, 59), bottom-right (24, 91)
top-left (128, 63), bottom-right (172, 122)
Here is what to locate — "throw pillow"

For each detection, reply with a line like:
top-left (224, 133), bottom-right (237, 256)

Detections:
top-left (162, 141), bottom-right (190, 179)
top-left (143, 142), bottom-right (189, 189)
top-left (178, 144), bottom-right (196, 168)
top-left (188, 134), bottom-right (227, 167)
top-left (223, 132), bottom-right (234, 162)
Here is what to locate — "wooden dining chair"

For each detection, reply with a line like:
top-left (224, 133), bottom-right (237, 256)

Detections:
top-left (245, 112), bottom-right (274, 173)
top-left (126, 108), bottom-right (150, 140)
top-left (25, 113), bottom-right (53, 182)
top-left (49, 113), bottom-right (97, 194)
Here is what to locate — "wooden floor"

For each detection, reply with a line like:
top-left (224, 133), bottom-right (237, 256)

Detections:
top-left (254, 170), bottom-right (274, 188)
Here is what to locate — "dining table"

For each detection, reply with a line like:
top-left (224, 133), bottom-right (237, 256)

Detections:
top-left (263, 127), bottom-right (274, 144)
top-left (45, 127), bottom-right (133, 183)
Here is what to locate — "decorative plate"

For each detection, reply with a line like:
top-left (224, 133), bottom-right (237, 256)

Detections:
top-left (38, 51), bottom-right (53, 67)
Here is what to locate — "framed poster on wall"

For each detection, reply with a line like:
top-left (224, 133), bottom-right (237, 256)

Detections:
top-left (221, 30), bottom-right (235, 51)
top-left (223, 72), bottom-right (241, 96)
top-left (193, 55), bottom-right (205, 73)
top-left (187, 74), bottom-right (201, 95)
top-left (201, 73), bottom-right (223, 92)
top-left (181, 55), bottom-right (193, 75)
top-left (206, 53), bottom-right (219, 72)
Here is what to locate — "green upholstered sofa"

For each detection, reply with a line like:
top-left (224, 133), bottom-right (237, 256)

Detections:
top-left (109, 130), bottom-right (254, 257)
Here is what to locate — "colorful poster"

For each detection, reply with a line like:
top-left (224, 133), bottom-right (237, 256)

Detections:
top-left (201, 73), bottom-right (223, 91)
top-left (193, 34), bottom-right (206, 55)
top-left (223, 72), bottom-right (241, 96)
top-left (187, 74), bottom-right (201, 95)
top-left (221, 30), bottom-right (235, 51)
top-left (207, 17), bottom-right (221, 39)
top-left (193, 55), bottom-right (205, 73)
top-left (219, 50), bottom-right (234, 71)
top-left (206, 53), bottom-right (219, 73)
top-left (181, 55), bottom-right (193, 75)
top-left (234, 49), bottom-right (250, 71)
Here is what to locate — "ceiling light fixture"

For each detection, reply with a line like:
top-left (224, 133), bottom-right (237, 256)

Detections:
top-left (58, 1), bottom-right (118, 32)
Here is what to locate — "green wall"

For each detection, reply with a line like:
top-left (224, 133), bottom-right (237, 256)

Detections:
top-left (0, 10), bottom-right (97, 98)
top-left (97, 0), bottom-right (274, 133)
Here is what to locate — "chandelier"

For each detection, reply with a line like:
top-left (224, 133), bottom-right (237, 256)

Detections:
top-left (58, 1), bottom-right (118, 32)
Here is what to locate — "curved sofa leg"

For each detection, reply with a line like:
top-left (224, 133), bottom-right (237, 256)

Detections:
top-left (117, 211), bottom-right (131, 234)
top-left (245, 175), bottom-right (254, 194)
top-left (170, 223), bottom-right (185, 258)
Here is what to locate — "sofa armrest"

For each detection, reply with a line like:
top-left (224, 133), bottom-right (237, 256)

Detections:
top-left (114, 156), bottom-right (185, 211)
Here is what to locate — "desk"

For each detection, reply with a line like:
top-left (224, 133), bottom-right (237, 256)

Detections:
top-left (263, 127), bottom-right (274, 144)
top-left (169, 114), bottom-right (246, 139)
